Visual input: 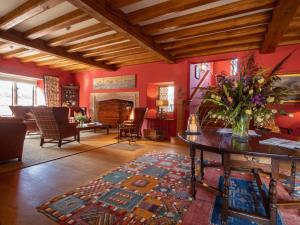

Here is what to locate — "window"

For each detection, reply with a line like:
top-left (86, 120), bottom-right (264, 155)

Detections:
top-left (0, 81), bottom-right (13, 116)
top-left (231, 58), bottom-right (238, 76)
top-left (0, 76), bottom-right (37, 116)
top-left (158, 86), bottom-right (175, 112)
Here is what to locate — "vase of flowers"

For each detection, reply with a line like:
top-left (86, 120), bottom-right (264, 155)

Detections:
top-left (75, 115), bottom-right (87, 126)
top-left (202, 54), bottom-right (292, 142)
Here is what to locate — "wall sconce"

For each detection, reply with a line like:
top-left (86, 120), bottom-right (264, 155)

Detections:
top-left (186, 114), bottom-right (201, 134)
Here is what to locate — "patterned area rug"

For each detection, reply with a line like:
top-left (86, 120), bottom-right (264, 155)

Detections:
top-left (38, 153), bottom-right (291, 225)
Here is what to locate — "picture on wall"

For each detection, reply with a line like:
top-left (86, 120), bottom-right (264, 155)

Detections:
top-left (275, 74), bottom-right (300, 102)
top-left (93, 75), bottom-right (136, 90)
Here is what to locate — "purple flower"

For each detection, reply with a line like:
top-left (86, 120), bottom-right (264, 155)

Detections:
top-left (251, 94), bottom-right (265, 106)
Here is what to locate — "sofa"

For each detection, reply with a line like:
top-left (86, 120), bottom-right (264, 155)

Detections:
top-left (9, 106), bottom-right (39, 133)
top-left (0, 117), bottom-right (26, 162)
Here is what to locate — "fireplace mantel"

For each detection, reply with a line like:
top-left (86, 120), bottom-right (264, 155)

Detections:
top-left (90, 92), bottom-right (139, 121)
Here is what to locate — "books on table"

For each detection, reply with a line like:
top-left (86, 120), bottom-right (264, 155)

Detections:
top-left (217, 128), bottom-right (261, 136)
top-left (259, 138), bottom-right (300, 150)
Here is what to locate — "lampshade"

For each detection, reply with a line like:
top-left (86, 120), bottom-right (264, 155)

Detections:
top-left (156, 99), bottom-right (169, 107)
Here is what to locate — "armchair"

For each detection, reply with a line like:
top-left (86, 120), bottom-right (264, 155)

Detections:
top-left (118, 107), bottom-right (147, 142)
top-left (32, 107), bottom-right (79, 147)
top-left (0, 117), bottom-right (26, 162)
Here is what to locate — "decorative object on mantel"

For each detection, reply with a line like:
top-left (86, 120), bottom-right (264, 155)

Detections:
top-left (202, 53), bottom-right (293, 142)
top-left (44, 75), bottom-right (60, 107)
top-left (186, 114), bottom-right (201, 134)
top-left (93, 74), bottom-right (136, 90)
top-left (156, 99), bottom-right (168, 119)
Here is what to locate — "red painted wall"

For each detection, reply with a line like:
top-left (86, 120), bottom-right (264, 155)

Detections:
top-left (0, 57), bottom-right (73, 85)
top-left (213, 60), bottom-right (232, 76)
top-left (74, 44), bottom-right (300, 136)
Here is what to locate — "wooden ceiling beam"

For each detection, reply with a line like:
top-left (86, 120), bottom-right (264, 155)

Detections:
top-left (143, 0), bottom-right (275, 34)
top-left (116, 58), bottom-right (161, 67)
top-left (261, 0), bottom-right (300, 53)
top-left (154, 12), bottom-right (271, 43)
top-left (36, 58), bottom-right (67, 66)
top-left (163, 26), bottom-right (267, 50)
top-left (48, 24), bottom-right (112, 46)
top-left (170, 35), bottom-right (263, 56)
top-left (67, 33), bottom-right (125, 52)
top-left (106, 52), bottom-right (156, 64)
top-left (2, 47), bottom-right (29, 58)
top-left (66, 0), bottom-right (175, 63)
top-left (25, 9), bottom-right (90, 39)
top-left (176, 43), bottom-right (261, 59)
top-left (129, 0), bottom-right (218, 24)
top-left (20, 53), bottom-right (48, 62)
top-left (82, 41), bottom-right (137, 57)
top-left (0, 0), bottom-right (63, 30)
top-left (0, 29), bottom-right (116, 70)
top-left (95, 48), bottom-right (146, 61)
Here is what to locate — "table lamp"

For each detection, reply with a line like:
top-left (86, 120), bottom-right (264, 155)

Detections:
top-left (156, 99), bottom-right (169, 119)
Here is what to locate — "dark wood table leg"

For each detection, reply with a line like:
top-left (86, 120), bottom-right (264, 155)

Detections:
top-left (199, 149), bottom-right (204, 180)
top-left (269, 159), bottom-right (280, 225)
top-left (190, 144), bottom-right (196, 199)
top-left (290, 160), bottom-right (297, 196)
top-left (106, 127), bottom-right (109, 135)
top-left (222, 153), bottom-right (230, 225)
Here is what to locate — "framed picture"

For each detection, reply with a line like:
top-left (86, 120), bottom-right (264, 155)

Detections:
top-left (195, 63), bottom-right (210, 80)
top-left (93, 75), bottom-right (136, 90)
top-left (275, 74), bottom-right (300, 102)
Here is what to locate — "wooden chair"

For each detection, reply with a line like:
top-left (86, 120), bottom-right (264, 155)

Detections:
top-left (33, 107), bottom-right (79, 148)
top-left (118, 107), bottom-right (147, 143)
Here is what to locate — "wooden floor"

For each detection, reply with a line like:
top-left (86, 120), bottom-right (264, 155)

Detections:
top-left (0, 136), bottom-right (295, 225)
top-left (0, 139), bottom-right (189, 225)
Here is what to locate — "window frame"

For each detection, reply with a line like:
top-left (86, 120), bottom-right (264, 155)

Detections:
top-left (0, 76), bottom-right (37, 116)
top-left (158, 85), bottom-right (175, 113)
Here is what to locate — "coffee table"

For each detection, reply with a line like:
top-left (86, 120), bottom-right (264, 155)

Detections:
top-left (77, 122), bottom-right (110, 140)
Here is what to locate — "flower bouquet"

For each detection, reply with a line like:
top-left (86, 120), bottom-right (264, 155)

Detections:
top-left (202, 54), bottom-right (292, 141)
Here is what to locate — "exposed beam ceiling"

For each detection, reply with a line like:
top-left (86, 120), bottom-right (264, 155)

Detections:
top-left (0, 0), bottom-right (63, 30)
top-left (25, 9), bottom-right (90, 39)
top-left (128, 0), bottom-right (218, 24)
top-left (66, 0), bottom-right (175, 63)
top-left (0, 29), bottom-right (116, 70)
top-left (261, 0), bottom-right (300, 53)
top-left (48, 23), bottom-right (112, 46)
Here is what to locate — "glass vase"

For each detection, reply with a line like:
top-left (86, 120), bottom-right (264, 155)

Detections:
top-left (232, 114), bottom-right (250, 142)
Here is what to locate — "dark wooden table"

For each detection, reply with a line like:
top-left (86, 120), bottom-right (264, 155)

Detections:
top-left (77, 123), bottom-right (110, 141)
top-left (179, 129), bottom-right (300, 225)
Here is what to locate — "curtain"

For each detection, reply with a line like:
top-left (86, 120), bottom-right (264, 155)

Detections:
top-left (44, 75), bottom-right (60, 107)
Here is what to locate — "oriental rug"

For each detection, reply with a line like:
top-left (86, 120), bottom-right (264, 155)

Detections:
top-left (38, 152), bottom-right (291, 225)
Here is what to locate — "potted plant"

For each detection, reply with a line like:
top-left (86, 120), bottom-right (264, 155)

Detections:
top-left (201, 54), bottom-right (293, 142)
top-left (74, 115), bottom-right (88, 126)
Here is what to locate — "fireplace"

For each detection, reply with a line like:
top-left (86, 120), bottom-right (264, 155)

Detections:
top-left (90, 92), bottom-right (139, 127)
top-left (97, 99), bottom-right (133, 127)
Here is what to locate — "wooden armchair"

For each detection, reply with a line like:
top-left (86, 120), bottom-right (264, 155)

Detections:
top-left (33, 107), bottom-right (79, 148)
top-left (118, 107), bottom-right (147, 142)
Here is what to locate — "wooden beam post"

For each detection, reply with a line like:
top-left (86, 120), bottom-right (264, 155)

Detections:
top-left (261, 0), bottom-right (300, 53)
top-left (66, 0), bottom-right (175, 63)
top-left (0, 29), bottom-right (116, 71)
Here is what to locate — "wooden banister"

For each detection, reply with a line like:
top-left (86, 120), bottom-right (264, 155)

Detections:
top-left (188, 69), bottom-right (210, 103)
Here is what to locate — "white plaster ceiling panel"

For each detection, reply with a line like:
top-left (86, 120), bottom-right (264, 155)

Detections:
top-left (14, 1), bottom-right (76, 32)
top-left (0, 0), bottom-right (27, 18)
top-left (121, 0), bottom-right (167, 13)
top-left (43, 19), bottom-right (100, 40)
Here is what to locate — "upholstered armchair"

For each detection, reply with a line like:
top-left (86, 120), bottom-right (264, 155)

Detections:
top-left (118, 107), bottom-right (147, 142)
top-left (32, 107), bottom-right (79, 147)
top-left (9, 106), bottom-right (39, 133)
top-left (0, 117), bottom-right (26, 162)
